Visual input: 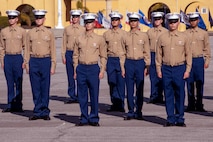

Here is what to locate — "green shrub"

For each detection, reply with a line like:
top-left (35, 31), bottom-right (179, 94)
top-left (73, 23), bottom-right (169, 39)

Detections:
top-left (0, 16), bottom-right (9, 29)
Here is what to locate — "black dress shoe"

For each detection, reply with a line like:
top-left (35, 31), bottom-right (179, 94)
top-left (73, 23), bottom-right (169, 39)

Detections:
top-left (41, 115), bottom-right (51, 120)
top-left (123, 116), bottom-right (134, 120)
top-left (107, 107), bottom-right (125, 112)
top-left (64, 99), bottom-right (78, 104)
top-left (75, 122), bottom-right (88, 126)
top-left (89, 122), bottom-right (100, 127)
top-left (164, 122), bottom-right (175, 127)
top-left (2, 108), bottom-right (12, 113)
top-left (29, 115), bottom-right (40, 121)
top-left (135, 116), bottom-right (144, 120)
top-left (185, 107), bottom-right (195, 112)
top-left (196, 107), bottom-right (206, 112)
top-left (13, 108), bottom-right (24, 112)
top-left (176, 122), bottom-right (186, 127)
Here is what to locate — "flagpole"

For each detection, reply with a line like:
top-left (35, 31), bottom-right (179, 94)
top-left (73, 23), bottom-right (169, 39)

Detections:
top-left (55, 0), bottom-right (64, 29)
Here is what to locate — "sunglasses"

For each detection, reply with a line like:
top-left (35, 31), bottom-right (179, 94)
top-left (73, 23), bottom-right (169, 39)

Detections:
top-left (111, 18), bottom-right (120, 21)
top-left (169, 20), bottom-right (178, 24)
top-left (72, 15), bottom-right (80, 18)
top-left (8, 16), bottom-right (17, 19)
top-left (84, 20), bottom-right (94, 24)
top-left (129, 19), bottom-right (138, 22)
top-left (154, 17), bottom-right (162, 21)
top-left (189, 18), bottom-right (198, 22)
top-left (35, 16), bottom-right (45, 19)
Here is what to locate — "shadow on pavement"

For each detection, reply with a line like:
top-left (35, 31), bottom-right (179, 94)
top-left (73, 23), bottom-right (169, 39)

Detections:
top-left (50, 95), bottom-right (68, 103)
top-left (0, 103), bottom-right (8, 110)
top-left (11, 110), bottom-right (34, 118)
top-left (54, 113), bottom-right (79, 124)
top-left (143, 115), bottom-right (167, 126)
top-left (98, 103), bottom-right (125, 118)
top-left (203, 96), bottom-right (213, 100)
top-left (185, 110), bottom-right (213, 117)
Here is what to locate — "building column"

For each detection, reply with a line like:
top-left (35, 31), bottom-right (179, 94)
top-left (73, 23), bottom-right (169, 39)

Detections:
top-left (55, 0), bottom-right (64, 29)
top-left (106, 0), bottom-right (111, 19)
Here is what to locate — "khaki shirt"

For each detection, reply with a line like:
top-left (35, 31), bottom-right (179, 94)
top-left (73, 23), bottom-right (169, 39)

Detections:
top-left (61, 24), bottom-right (85, 60)
top-left (156, 30), bottom-right (192, 73)
top-left (0, 25), bottom-right (26, 65)
top-left (73, 32), bottom-right (107, 74)
top-left (185, 27), bottom-right (211, 65)
top-left (25, 26), bottom-right (56, 71)
top-left (147, 26), bottom-right (168, 52)
top-left (103, 28), bottom-right (126, 72)
top-left (124, 30), bottom-right (150, 66)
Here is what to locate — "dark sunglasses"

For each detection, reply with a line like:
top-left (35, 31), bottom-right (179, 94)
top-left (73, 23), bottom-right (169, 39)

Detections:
top-left (72, 15), bottom-right (80, 18)
top-left (8, 16), bottom-right (17, 19)
top-left (35, 15), bottom-right (45, 19)
top-left (111, 18), bottom-right (120, 21)
top-left (169, 20), bottom-right (178, 24)
top-left (154, 17), bottom-right (162, 21)
top-left (189, 18), bottom-right (198, 22)
top-left (129, 19), bottom-right (138, 22)
top-left (84, 20), bottom-right (94, 24)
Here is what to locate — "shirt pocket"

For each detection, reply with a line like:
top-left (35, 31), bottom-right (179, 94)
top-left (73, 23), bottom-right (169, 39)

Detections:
top-left (175, 40), bottom-right (185, 51)
top-left (42, 35), bottom-right (50, 42)
top-left (137, 39), bottom-right (145, 46)
top-left (16, 34), bottom-right (22, 40)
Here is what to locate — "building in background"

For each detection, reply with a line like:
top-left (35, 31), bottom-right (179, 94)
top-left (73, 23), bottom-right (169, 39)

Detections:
top-left (0, 0), bottom-right (212, 32)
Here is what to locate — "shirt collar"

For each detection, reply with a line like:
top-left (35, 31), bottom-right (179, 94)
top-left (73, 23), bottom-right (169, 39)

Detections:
top-left (85, 31), bottom-right (95, 38)
top-left (190, 27), bottom-right (199, 33)
top-left (169, 30), bottom-right (179, 37)
top-left (111, 28), bottom-right (120, 34)
top-left (36, 26), bottom-right (45, 32)
top-left (130, 29), bottom-right (140, 35)
top-left (9, 26), bottom-right (17, 32)
top-left (154, 26), bottom-right (163, 32)
top-left (72, 24), bottom-right (80, 29)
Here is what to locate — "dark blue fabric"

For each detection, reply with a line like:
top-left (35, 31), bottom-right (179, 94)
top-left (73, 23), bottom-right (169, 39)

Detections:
top-left (65, 51), bottom-right (77, 101)
top-left (106, 57), bottom-right (125, 109)
top-left (187, 57), bottom-right (204, 108)
top-left (125, 59), bottom-right (145, 118)
top-left (77, 64), bottom-right (100, 123)
top-left (4, 54), bottom-right (23, 109)
top-left (162, 64), bottom-right (186, 123)
top-left (29, 57), bottom-right (51, 117)
top-left (149, 52), bottom-right (163, 101)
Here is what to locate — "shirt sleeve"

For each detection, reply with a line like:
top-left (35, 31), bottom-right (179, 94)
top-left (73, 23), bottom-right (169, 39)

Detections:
top-left (99, 36), bottom-right (107, 73)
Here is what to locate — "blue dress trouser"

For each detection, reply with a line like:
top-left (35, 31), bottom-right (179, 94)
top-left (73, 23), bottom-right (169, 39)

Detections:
top-left (162, 64), bottom-right (186, 124)
top-left (4, 54), bottom-right (23, 109)
top-left (29, 57), bottom-right (51, 117)
top-left (187, 57), bottom-right (204, 109)
top-left (65, 51), bottom-right (77, 101)
top-left (149, 52), bottom-right (163, 100)
top-left (106, 57), bottom-right (125, 109)
top-left (77, 64), bottom-right (100, 123)
top-left (125, 59), bottom-right (145, 118)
